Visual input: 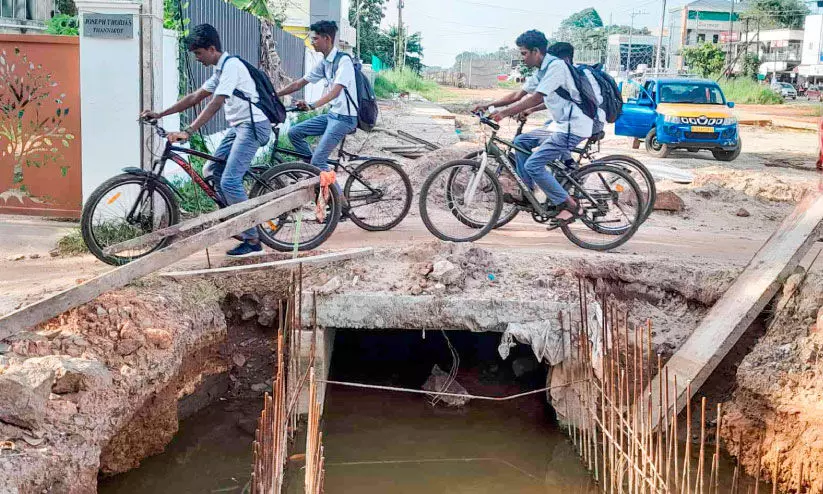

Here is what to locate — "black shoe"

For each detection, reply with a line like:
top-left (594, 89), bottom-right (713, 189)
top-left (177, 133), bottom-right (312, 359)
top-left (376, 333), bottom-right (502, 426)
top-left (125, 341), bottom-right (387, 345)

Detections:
top-left (503, 193), bottom-right (529, 207)
top-left (226, 241), bottom-right (263, 257)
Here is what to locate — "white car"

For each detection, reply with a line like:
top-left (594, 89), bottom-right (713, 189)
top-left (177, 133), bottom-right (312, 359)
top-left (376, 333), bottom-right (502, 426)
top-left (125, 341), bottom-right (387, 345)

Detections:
top-left (772, 82), bottom-right (797, 99)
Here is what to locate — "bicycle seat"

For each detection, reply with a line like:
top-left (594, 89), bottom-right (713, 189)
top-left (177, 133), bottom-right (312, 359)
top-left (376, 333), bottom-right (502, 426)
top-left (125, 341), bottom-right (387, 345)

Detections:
top-left (588, 131), bottom-right (606, 143)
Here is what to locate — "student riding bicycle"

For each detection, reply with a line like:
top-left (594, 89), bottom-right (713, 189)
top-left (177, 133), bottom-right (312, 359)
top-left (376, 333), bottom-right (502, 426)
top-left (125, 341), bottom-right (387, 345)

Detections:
top-left (140, 24), bottom-right (271, 257)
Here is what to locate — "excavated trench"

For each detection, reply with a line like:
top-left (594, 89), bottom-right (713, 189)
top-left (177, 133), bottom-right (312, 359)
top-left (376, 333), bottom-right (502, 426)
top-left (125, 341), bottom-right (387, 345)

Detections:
top-left (2, 244), bottom-right (817, 492)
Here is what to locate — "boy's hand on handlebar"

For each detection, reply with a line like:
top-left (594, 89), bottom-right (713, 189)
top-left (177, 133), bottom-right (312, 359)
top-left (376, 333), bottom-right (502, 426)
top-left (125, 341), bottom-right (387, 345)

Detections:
top-left (167, 131), bottom-right (190, 143)
top-left (140, 110), bottom-right (160, 122)
top-left (491, 111), bottom-right (508, 123)
top-left (295, 100), bottom-right (311, 111)
top-left (472, 104), bottom-right (489, 114)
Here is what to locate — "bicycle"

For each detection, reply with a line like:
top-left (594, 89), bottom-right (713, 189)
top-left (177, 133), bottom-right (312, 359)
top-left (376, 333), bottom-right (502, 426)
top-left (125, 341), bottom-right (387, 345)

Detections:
top-left (249, 110), bottom-right (412, 252)
top-left (80, 118), bottom-right (341, 266)
top-left (460, 116), bottom-right (656, 229)
top-left (418, 114), bottom-right (644, 251)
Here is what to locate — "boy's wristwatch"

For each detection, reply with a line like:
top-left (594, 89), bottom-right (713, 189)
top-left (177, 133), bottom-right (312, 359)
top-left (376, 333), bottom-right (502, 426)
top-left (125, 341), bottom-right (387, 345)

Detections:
top-left (307, 103), bottom-right (315, 110)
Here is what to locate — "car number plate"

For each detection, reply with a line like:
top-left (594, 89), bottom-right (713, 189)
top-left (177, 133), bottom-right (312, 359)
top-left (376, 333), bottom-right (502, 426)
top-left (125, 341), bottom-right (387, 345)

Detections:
top-left (690, 126), bottom-right (715, 133)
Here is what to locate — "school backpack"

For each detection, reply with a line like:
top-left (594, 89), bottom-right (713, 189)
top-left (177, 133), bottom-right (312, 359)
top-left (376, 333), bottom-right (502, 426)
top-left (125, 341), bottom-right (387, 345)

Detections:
top-left (550, 59), bottom-right (600, 123)
top-left (222, 55), bottom-right (287, 125)
top-left (582, 63), bottom-right (623, 123)
top-left (331, 52), bottom-right (379, 132)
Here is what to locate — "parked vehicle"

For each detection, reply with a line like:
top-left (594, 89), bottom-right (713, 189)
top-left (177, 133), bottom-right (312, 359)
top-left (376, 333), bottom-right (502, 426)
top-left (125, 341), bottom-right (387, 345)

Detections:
top-left (615, 78), bottom-right (741, 161)
top-left (773, 82), bottom-right (797, 99)
top-left (806, 85), bottom-right (823, 101)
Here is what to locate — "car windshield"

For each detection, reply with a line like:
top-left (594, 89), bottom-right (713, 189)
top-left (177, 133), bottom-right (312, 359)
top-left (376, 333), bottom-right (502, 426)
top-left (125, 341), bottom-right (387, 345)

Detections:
top-left (781, 83), bottom-right (794, 89)
top-left (658, 83), bottom-right (725, 104)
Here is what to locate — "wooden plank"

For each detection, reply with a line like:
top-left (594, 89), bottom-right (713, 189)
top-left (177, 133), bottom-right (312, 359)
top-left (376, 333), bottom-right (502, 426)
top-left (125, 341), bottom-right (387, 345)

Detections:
top-left (646, 190), bottom-right (823, 429)
top-left (159, 247), bottom-right (374, 278)
top-left (0, 188), bottom-right (315, 340)
top-left (103, 177), bottom-right (320, 255)
top-left (396, 130), bottom-right (440, 150)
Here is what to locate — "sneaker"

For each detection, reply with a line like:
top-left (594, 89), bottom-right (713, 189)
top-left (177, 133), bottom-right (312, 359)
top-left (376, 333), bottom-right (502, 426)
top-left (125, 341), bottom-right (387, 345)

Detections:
top-left (226, 241), bottom-right (263, 257)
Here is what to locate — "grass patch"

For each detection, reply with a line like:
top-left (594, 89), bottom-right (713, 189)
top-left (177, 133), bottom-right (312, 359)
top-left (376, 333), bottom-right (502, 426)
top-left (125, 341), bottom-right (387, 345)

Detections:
top-left (374, 68), bottom-right (443, 101)
top-left (718, 77), bottom-right (784, 104)
top-left (57, 228), bottom-right (88, 256)
top-left (498, 80), bottom-right (520, 89)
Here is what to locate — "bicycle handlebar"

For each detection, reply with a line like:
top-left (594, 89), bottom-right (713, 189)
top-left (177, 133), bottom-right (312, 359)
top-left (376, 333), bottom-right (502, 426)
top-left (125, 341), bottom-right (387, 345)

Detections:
top-left (470, 111), bottom-right (500, 131)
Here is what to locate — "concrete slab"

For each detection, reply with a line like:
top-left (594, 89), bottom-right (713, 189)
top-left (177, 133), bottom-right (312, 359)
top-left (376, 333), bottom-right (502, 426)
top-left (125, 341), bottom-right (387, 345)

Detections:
top-left (0, 215), bottom-right (77, 257)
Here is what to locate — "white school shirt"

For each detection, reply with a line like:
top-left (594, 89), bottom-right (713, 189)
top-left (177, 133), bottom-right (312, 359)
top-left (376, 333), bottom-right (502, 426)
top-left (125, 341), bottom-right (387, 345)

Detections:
top-left (535, 55), bottom-right (593, 138)
top-left (202, 52), bottom-right (267, 126)
top-left (304, 48), bottom-right (358, 117)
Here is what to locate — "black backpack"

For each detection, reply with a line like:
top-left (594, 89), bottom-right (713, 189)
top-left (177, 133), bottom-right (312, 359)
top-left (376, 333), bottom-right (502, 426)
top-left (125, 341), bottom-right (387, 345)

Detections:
top-left (582, 64), bottom-right (623, 123)
top-left (331, 52), bottom-right (379, 132)
top-left (222, 55), bottom-right (287, 125)
top-left (550, 59), bottom-right (600, 123)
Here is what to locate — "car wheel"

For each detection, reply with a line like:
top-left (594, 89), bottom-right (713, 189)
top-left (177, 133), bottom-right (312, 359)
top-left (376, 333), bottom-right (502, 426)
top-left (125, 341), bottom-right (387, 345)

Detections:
top-left (645, 127), bottom-right (671, 158)
top-left (712, 137), bottom-right (742, 162)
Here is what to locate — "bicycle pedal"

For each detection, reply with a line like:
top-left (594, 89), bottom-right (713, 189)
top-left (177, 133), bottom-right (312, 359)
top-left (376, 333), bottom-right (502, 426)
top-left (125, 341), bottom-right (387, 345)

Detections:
top-left (502, 193), bottom-right (529, 207)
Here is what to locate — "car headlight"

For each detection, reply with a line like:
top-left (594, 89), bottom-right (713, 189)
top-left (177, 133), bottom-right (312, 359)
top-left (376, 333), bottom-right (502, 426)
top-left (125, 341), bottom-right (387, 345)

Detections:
top-left (663, 115), bottom-right (682, 123)
top-left (721, 117), bottom-right (737, 125)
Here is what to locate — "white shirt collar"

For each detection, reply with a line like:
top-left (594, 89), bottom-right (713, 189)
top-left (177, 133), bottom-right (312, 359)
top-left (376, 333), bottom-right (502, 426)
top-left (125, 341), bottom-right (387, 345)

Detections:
top-left (324, 47), bottom-right (339, 63)
top-left (215, 52), bottom-right (231, 71)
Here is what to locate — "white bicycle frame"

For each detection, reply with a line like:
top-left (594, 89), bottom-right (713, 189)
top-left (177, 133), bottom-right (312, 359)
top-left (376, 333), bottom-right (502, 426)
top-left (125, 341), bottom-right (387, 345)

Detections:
top-left (463, 150), bottom-right (489, 205)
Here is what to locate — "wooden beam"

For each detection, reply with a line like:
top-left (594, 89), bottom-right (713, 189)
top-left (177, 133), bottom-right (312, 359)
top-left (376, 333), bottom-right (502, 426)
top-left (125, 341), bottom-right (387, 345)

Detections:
top-left (159, 248), bottom-right (374, 278)
top-left (103, 177), bottom-right (320, 255)
top-left (0, 188), bottom-right (315, 340)
top-left (646, 190), bottom-right (823, 429)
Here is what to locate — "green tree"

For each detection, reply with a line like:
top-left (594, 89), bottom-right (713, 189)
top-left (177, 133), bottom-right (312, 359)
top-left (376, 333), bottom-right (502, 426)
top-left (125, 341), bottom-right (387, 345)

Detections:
top-left (743, 0), bottom-right (809, 28)
top-left (349, 0), bottom-right (388, 62)
top-left (742, 53), bottom-right (760, 78)
top-left (683, 43), bottom-right (726, 77)
top-left (561, 7), bottom-right (603, 29)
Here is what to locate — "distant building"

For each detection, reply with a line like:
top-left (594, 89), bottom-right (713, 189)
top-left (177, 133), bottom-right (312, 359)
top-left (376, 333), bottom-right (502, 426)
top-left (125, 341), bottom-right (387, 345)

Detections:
top-left (737, 29), bottom-right (804, 82)
top-left (668, 0), bottom-right (747, 69)
top-left (606, 34), bottom-right (660, 74)
top-left (0, 0), bottom-right (54, 34)
top-left (798, 15), bottom-right (823, 84)
top-left (283, 0), bottom-right (356, 50)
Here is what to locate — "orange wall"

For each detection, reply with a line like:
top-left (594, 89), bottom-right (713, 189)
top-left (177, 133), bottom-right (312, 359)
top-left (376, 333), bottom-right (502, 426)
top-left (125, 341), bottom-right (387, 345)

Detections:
top-left (0, 34), bottom-right (82, 218)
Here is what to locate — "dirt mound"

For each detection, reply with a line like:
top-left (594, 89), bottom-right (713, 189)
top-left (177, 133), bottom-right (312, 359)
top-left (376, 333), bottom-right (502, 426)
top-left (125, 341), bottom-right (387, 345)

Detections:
top-left (693, 169), bottom-right (810, 203)
top-left (722, 272), bottom-right (823, 491)
top-left (406, 141), bottom-right (482, 186)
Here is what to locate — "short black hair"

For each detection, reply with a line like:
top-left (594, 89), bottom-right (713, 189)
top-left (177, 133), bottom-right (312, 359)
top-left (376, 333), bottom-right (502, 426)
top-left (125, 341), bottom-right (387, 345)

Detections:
top-left (548, 42), bottom-right (574, 63)
top-left (186, 23), bottom-right (221, 52)
top-left (309, 20), bottom-right (338, 40)
top-left (515, 30), bottom-right (548, 54)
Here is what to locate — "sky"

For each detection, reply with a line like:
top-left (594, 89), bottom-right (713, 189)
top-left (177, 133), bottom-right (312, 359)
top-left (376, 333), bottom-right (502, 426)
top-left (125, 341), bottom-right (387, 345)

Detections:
top-left (378, 0), bottom-right (695, 67)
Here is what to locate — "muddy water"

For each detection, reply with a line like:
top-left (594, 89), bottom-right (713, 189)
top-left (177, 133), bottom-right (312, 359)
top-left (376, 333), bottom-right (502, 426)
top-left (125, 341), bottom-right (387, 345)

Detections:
top-left (97, 398), bottom-right (257, 494)
top-left (297, 385), bottom-right (598, 494)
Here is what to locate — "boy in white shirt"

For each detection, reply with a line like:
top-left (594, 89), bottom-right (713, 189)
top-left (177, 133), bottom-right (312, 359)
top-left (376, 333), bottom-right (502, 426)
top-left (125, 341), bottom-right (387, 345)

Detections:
top-left (277, 21), bottom-right (358, 186)
top-left (141, 24), bottom-right (271, 257)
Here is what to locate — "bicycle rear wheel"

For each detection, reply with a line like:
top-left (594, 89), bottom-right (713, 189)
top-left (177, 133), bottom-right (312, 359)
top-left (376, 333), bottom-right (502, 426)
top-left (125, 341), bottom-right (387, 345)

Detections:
top-left (560, 164), bottom-right (642, 251)
top-left (419, 159), bottom-right (502, 243)
top-left (250, 162), bottom-right (341, 252)
top-left (344, 159), bottom-right (412, 231)
top-left (81, 173), bottom-right (180, 266)
top-left (589, 155), bottom-right (656, 221)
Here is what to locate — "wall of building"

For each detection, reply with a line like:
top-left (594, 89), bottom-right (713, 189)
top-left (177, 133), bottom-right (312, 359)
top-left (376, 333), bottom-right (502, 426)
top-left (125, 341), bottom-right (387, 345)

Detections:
top-left (0, 0), bottom-right (53, 34)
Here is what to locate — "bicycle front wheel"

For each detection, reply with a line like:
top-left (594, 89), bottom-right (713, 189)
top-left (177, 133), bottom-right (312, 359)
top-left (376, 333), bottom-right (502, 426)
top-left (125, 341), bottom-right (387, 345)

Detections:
top-left (560, 164), bottom-right (643, 251)
top-left (461, 150), bottom-right (520, 228)
top-left (419, 159), bottom-right (502, 243)
top-left (344, 159), bottom-right (412, 231)
top-left (250, 162), bottom-right (341, 252)
top-left (81, 173), bottom-right (180, 266)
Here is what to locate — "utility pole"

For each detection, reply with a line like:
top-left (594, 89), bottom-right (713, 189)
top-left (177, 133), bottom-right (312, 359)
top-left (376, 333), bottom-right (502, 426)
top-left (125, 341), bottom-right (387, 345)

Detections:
top-left (397, 0), bottom-right (405, 70)
top-left (627, 9), bottom-right (647, 77)
top-left (728, 0), bottom-right (735, 75)
top-left (355, 0), bottom-right (361, 59)
top-left (655, 0), bottom-right (668, 73)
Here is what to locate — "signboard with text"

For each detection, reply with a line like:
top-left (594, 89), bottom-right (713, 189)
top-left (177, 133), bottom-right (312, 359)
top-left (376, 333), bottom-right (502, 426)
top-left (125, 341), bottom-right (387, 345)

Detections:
top-left (83, 14), bottom-right (134, 39)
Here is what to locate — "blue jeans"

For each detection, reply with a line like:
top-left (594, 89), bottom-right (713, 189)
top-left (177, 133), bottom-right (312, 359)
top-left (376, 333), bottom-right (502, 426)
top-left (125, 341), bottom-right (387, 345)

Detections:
top-left (212, 121), bottom-right (272, 241)
top-left (523, 132), bottom-right (585, 205)
top-left (513, 129), bottom-right (552, 191)
top-left (287, 113), bottom-right (358, 170)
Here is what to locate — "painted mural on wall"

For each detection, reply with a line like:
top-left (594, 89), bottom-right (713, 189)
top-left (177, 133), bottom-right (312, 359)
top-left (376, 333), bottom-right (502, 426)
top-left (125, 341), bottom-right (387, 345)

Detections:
top-left (0, 35), bottom-right (81, 217)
